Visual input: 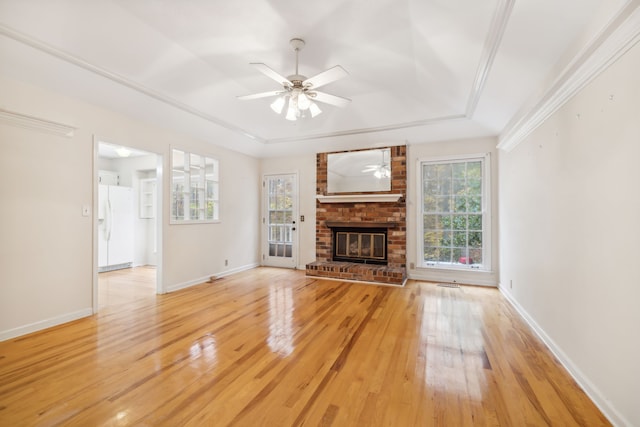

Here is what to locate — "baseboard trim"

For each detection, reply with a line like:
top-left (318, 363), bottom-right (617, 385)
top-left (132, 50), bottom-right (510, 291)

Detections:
top-left (498, 285), bottom-right (629, 427)
top-left (0, 308), bottom-right (93, 342)
top-left (165, 263), bottom-right (259, 293)
top-left (408, 269), bottom-right (497, 287)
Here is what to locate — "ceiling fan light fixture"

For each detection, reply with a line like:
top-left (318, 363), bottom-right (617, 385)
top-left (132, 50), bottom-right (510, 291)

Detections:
top-left (270, 96), bottom-right (286, 114)
top-left (238, 37), bottom-right (350, 121)
top-left (297, 92), bottom-right (311, 110)
top-left (309, 102), bottom-right (322, 118)
top-left (285, 100), bottom-right (298, 121)
top-left (374, 165), bottom-right (390, 179)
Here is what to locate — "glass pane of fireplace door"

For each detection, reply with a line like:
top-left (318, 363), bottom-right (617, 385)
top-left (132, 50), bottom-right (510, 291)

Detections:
top-left (263, 174), bottom-right (297, 268)
top-left (335, 231), bottom-right (386, 262)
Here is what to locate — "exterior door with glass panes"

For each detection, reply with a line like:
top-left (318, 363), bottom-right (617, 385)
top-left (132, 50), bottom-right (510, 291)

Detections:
top-left (263, 174), bottom-right (297, 268)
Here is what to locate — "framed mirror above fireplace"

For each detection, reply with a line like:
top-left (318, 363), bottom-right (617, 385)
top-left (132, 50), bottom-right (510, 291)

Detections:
top-left (327, 148), bottom-right (391, 193)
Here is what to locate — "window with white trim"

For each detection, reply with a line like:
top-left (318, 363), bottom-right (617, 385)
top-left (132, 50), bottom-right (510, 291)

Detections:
top-left (418, 154), bottom-right (490, 270)
top-left (171, 148), bottom-right (219, 223)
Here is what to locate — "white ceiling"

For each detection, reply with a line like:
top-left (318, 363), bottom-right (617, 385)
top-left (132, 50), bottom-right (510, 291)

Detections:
top-left (0, 0), bottom-right (632, 157)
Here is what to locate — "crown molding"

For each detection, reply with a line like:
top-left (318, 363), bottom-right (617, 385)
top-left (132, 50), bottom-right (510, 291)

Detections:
top-left (267, 0), bottom-right (514, 145)
top-left (466, 0), bottom-right (515, 117)
top-left (498, 2), bottom-right (640, 152)
top-left (0, 1), bottom-right (509, 148)
top-left (0, 0), bottom-right (515, 147)
top-left (265, 114), bottom-right (467, 144)
top-left (0, 24), bottom-right (263, 143)
top-left (0, 108), bottom-right (76, 137)
top-left (0, 0), bottom-right (518, 147)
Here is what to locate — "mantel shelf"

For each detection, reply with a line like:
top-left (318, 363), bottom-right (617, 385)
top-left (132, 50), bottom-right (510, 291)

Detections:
top-left (316, 194), bottom-right (403, 203)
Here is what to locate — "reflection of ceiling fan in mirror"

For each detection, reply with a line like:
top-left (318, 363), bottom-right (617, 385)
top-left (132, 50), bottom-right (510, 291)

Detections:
top-left (237, 38), bottom-right (351, 121)
top-left (362, 149), bottom-right (391, 179)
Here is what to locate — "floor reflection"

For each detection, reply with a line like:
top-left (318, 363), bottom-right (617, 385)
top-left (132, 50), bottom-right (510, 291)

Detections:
top-left (188, 334), bottom-right (218, 368)
top-left (267, 286), bottom-right (295, 356)
top-left (419, 288), bottom-right (487, 402)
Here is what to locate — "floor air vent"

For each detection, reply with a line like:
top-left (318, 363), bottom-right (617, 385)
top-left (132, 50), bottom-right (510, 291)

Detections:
top-left (437, 283), bottom-right (460, 288)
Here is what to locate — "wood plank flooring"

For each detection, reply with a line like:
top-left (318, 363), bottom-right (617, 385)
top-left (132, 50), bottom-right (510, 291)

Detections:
top-left (98, 266), bottom-right (157, 309)
top-left (0, 267), bottom-right (610, 426)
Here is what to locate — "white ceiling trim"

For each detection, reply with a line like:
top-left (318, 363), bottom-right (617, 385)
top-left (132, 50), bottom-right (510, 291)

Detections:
top-left (466, 0), bottom-right (515, 117)
top-left (267, 0), bottom-right (515, 145)
top-left (0, 107), bottom-right (76, 137)
top-left (265, 114), bottom-right (467, 144)
top-left (0, 23), bottom-right (263, 143)
top-left (0, 0), bottom-right (514, 147)
top-left (498, 2), bottom-right (640, 152)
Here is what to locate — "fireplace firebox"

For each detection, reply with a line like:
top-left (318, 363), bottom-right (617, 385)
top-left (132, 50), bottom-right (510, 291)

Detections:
top-left (325, 221), bottom-right (395, 265)
top-left (332, 228), bottom-right (387, 264)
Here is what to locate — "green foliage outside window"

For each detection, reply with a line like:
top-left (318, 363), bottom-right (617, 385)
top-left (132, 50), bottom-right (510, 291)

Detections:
top-left (422, 160), bottom-right (484, 267)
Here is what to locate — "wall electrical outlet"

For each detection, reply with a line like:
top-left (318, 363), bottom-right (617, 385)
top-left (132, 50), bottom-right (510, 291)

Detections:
top-left (510, 279), bottom-right (513, 289)
top-left (225, 259), bottom-right (228, 266)
top-left (82, 205), bottom-right (90, 217)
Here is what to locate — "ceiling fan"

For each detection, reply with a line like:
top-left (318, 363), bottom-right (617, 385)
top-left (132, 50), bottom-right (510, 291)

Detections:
top-left (362, 149), bottom-right (391, 179)
top-left (237, 38), bottom-right (351, 120)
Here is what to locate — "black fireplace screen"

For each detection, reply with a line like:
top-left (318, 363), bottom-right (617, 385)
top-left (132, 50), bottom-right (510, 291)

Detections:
top-left (333, 229), bottom-right (387, 264)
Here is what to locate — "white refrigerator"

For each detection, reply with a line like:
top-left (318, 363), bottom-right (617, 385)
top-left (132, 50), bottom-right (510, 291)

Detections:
top-left (98, 184), bottom-right (134, 271)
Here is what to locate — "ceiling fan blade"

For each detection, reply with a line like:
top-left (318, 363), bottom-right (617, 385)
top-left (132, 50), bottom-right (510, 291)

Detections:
top-left (251, 63), bottom-right (291, 87)
top-left (237, 90), bottom-right (285, 100)
top-left (312, 91), bottom-right (351, 108)
top-left (303, 65), bottom-right (348, 89)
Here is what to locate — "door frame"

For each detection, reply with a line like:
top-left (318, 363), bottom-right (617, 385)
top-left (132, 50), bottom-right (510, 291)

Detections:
top-left (92, 136), bottom-right (164, 313)
top-left (261, 172), bottom-right (299, 269)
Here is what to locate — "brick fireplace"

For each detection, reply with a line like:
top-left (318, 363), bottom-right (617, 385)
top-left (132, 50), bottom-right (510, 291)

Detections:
top-left (305, 145), bottom-right (407, 285)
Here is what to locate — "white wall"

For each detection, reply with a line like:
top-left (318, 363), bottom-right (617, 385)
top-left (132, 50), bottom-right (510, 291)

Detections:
top-left (260, 155), bottom-right (317, 270)
top-left (407, 138), bottom-right (500, 286)
top-left (0, 115), bottom-right (94, 339)
top-left (0, 75), bottom-right (261, 340)
top-left (165, 146), bottom-right (260, 289)
top-left (498, 41), bottom-right (640, 426)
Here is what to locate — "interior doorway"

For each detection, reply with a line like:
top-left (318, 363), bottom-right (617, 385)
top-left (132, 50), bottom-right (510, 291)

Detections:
top-left (94, 138), bottom-right (163, 311)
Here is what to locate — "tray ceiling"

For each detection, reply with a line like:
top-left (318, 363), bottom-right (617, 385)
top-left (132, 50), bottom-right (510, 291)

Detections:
top-left (0, 0), bottom-right (632, 156)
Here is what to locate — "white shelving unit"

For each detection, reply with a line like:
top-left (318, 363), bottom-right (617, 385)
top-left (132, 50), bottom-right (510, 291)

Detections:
top-left (139, 178), bottom-right (155, 219)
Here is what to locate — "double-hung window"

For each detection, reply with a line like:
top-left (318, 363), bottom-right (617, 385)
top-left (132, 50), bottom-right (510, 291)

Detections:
top-left (418, 154), bottom-right (490, 271)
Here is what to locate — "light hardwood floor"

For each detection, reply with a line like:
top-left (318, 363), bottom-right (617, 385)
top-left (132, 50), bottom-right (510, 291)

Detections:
top-left (98, 265), bottom-right (157, 309)
top-left (0, 267), bottom-right (609, 426)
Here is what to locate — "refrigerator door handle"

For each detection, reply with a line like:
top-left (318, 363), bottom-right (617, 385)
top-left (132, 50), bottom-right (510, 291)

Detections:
top-left (106, 198), bottom-right (112, 242)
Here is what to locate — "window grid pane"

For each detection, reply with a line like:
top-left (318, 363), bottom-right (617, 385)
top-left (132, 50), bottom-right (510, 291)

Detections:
top-left (421, 159), bottom-right (484, 269)
top-left (171, 148), bottom-right (219, 223)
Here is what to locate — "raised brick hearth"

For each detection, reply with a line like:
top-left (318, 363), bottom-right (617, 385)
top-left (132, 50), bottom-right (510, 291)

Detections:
top-left (306, 261), bottom-right (406, 285)
top-left (306, 145), bottom-right (407, 285)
